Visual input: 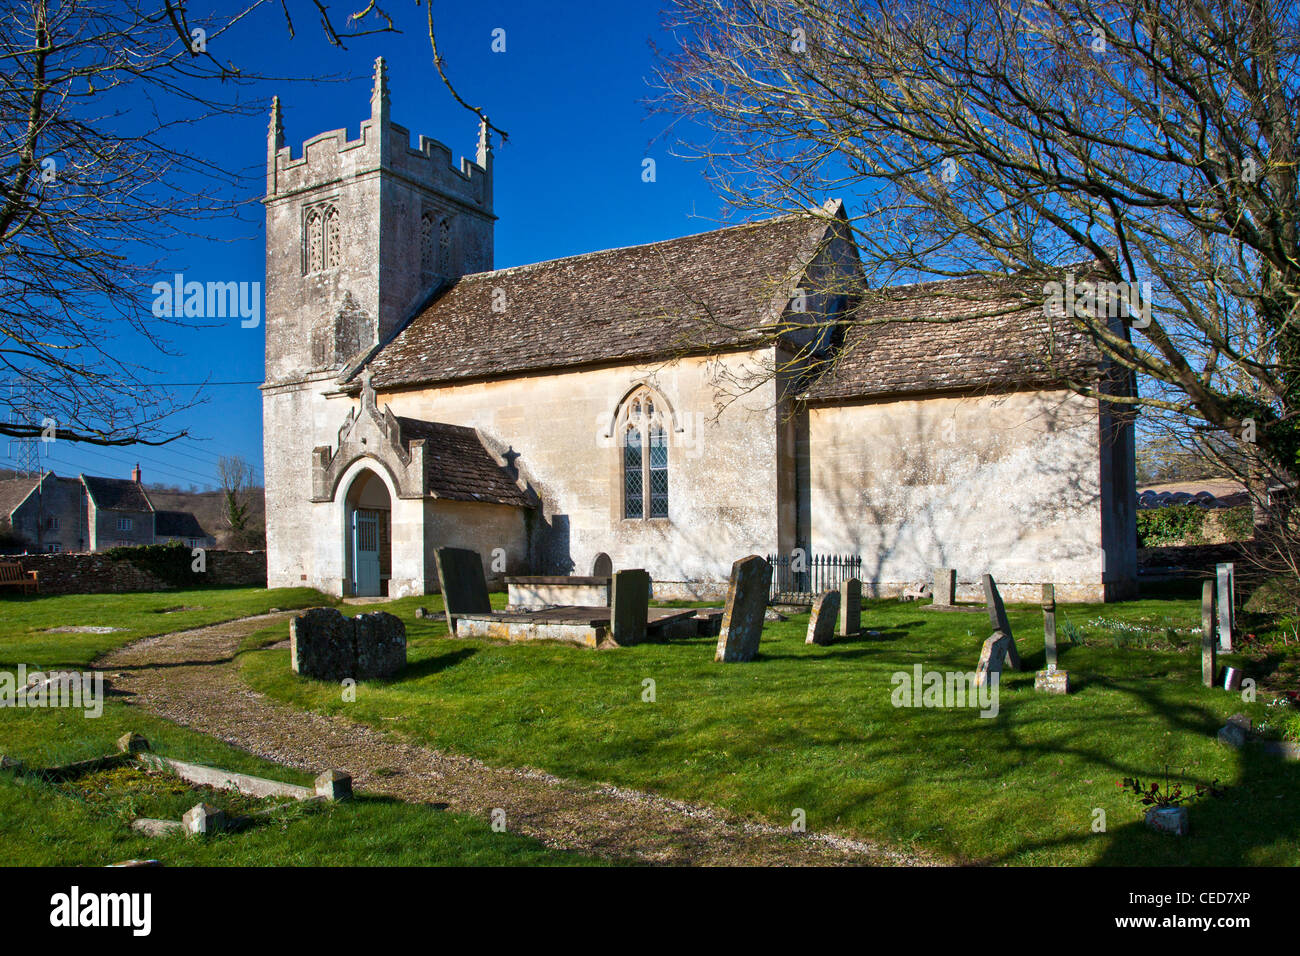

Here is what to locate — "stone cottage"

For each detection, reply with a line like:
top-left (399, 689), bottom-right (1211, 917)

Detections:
top-left (261, 59), bottom-right (1136, 602)
top-left (0, 465), bottom-right (215, 553)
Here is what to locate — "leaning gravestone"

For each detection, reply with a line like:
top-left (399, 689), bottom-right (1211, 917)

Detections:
top-left (982, 573), bottom-right (1013, 637)
top-left (592, 552), bottom-right (614, 578)
top-left (714, 555), bottom-right (772, 663)
top-left (610, 569), bottom-right (650, 646)
top-left (1034, 583), bottom-right (1068, 694)
top-left (933, 568), bottom-right (957, 607)
top-left (1201, 579), bottom-right (1217, 688)
top-left (837, 577), bottom-right (861, 639)
top-left (435, 547), bottom-right (492, 634)
top-left (805, 589), bottom-right (841, 645)
top-left (976, 632), bottom-right (1015, 690)
top-left (1216, 563), bottom-right (1235, 653)
top-left (291, 607), bottom-right (406, 681)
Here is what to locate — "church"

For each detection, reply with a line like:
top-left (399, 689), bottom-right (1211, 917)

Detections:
top-left (261, 59), bottom-right (1137, 604)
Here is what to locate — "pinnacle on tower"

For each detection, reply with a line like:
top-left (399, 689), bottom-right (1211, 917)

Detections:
top-left (371, 56), bottom-right (391, 117)
top-left (477, 117), bottom-right (492, 167)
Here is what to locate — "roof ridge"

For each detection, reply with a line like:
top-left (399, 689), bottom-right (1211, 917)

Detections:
top-left (454, 208), bottom-right (820, 283)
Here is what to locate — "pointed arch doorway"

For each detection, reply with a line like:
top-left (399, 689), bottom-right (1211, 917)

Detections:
top-left (344, 468), bottom-right (392, 597)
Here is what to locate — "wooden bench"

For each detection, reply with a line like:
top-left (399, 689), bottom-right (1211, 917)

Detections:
top-left (0, 561), bottom-right (39, 595)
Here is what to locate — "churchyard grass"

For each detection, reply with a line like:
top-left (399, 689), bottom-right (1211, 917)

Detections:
top-left (0, 588), bottom-right (605, 866)
top-left (237, 590), bottom-right (1300, 866)
top-left (0, 587), bottom-right (335, 669)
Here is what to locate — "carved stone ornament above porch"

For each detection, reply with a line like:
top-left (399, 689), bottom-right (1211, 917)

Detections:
top-left (310, 370), bottom-right (535, 508)
top-left (311, 370), bottom-right (425, 502)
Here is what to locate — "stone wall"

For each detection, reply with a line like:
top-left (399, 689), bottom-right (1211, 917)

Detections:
top-left (806, 388), bottom-right (1135, 602)
top-left (9, 550), bottom-right (266, 596)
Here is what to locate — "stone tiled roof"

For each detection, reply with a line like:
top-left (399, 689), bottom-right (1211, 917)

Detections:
top-left (82, 475), bottom-right (153, 513)
top-left (395, 417), bottom-right (533, 508)
top-left (364, 211), bottom-right (830, 388)
top-left (0, 476), bottom-right (39, 519)
top-left (154, 510), bottom-right (210, 539)
top-left (802, 274), bottom-right (1106, 402)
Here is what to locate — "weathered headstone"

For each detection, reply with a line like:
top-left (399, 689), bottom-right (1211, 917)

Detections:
top-left (976, 631), bottom-right (1014, 690)
top-left (982, 573), bottom-right (1012, 637)
top-left (352, 612), bottom-right (407, 679)
top-left (714, 555), bottom-right (772, 663)
top-left (1201, 579), bottom-right (1217, 688)
top-left (837, 577), bottom-right (861, 638)
top-left (1034, 583), bottom-right (1068, 694)
top-left (435, 547), bottom-right (492, 635)
top-left (592, 552), bottom-right (613, 578)
top-left (933, 568), bottom-right (956, 606)
top-left (290, 607), bottom-right (356, 681)
top-left (116, 732), bottom-right (150, 754)
top-left (291, 607), bottom-right (406, 680)
top-left (610, 569), bottom-right (650, 646)
top-left (805, 589), bottom-right (841, 645)
top-left (1216, 563), bottom-right (1235, 652)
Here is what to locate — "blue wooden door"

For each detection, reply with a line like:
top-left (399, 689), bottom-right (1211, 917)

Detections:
top-left (352, 509), bottom-right (381, 597)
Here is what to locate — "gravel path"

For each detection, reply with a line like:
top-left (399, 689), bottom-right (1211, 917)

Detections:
top-left (97, 614), bottom-right (935, 866)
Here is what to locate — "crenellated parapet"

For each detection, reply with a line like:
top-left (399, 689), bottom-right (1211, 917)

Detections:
top-left (266, 57), bottom-right (491, 215)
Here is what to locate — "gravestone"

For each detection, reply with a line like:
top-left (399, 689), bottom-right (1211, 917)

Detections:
top-left (592, 552), bottom-right (613, 577)
top-left (1201, 579), bottom-right (1217, 688)
top-left (290, 607), bottom-right (406, 680)
top-left (976, 632), bottom-right (1014, 690)
top-left (933, 568), bottom-right (957, 606)
top-left (1216, 563), bottom-right (1235, 652)
top-left (982, 574), bottom-right (1013, 637)
top-left (610, 569), bottom-right (650, 646)
top-left (805, 589), bottom-right (841, 645)
top-left (1034, 584), bottom-right (1068, 694)
top-left (353, 612), bottom-right (407, 679)
top-left (435, 547), bottom-right (492, 635)
top-left (290, 607), bottom-right (356, 681)
top-left (714, 555), bottom-right (772, 663)
top-left (837, 577), bottom-right (861, 638)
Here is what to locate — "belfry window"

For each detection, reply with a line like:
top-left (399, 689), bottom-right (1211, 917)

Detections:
top-left (619, 389), bottom-right (669, 520)
top-left (304, 202), bottom-right (340, 274)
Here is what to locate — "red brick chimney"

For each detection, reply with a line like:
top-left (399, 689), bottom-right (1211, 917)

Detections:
top-left (131, 463), bottom-right (141, 483)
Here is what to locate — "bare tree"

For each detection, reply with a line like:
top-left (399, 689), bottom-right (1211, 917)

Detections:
top-left (654, 0), bottom-right (1300, 593)
top-left (2, 0), bottom-right (500, 449)
top-left (217, 453), bottom-right (253, 545)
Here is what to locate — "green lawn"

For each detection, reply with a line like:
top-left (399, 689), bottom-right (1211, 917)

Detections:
top-left (0, 586), bottom-right (337, 669)
top-left (235, 591), bottom-right (1300, 866)
top-left (0, 588), bottom-right (605, 866)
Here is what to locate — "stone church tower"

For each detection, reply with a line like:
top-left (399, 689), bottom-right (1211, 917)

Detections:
top-left (261, 58), bottom-right (495, 590)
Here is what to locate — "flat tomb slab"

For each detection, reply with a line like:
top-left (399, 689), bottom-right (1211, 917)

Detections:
top-left (505, 576), bottom-right (612, 609)
top-left (453, 606), bottom-right (694, 648)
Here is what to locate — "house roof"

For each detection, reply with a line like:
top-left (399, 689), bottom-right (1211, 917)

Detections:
top-left (81, 475), bottom-right (153, 513)
top-left (363, 207), bottom-right (835, 389)
top-left (395, 417), bottom-right (534, 508)
top-left (0, 475), bottom-right (40, 518)
top-left (801, 274), bottom-right (1106, 402)
top-left (154, 510), bottom-right (210, 539)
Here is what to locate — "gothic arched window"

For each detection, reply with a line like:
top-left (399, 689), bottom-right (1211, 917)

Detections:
top-left (619, 388), bottom-right (669, 520)
top-left (304, 202), bottom-right (340, 274)
top-left (305, 207), bottom-right (324, 273)
top-left (420, 213), bottom-right (435, 273)
top-left (438, 218), bottom-right (451, 274)
top-left (324, 206), bottom-right (341, 268)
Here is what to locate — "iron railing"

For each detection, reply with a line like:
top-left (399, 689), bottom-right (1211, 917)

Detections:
top-left (765, 552), bottom-right (861, 604)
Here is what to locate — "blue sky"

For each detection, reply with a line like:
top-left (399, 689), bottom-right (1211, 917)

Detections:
top-left (17, 1), bottom-right (736, 491)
